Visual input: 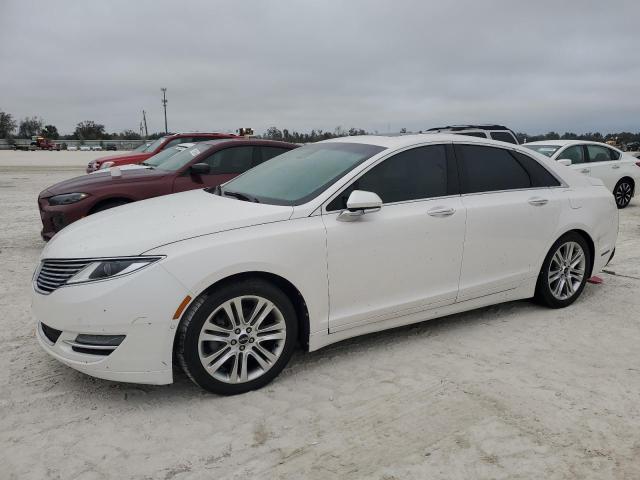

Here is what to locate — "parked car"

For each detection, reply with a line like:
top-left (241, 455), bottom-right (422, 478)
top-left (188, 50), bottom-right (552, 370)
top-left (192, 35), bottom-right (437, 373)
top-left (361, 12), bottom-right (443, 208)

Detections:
top-left (32, 134), bottom-right (618, 394)
top-left (105, 143), bottom-right (118, 151)
top-left (85, 132), bottom-right (237, 173)
top-left (89, 143), bottom-right (197, 174)
top-left (426, 124), bottom-right (519, 144)
top-left (79, 145), bottom-right (91, 151)
top-left (524, 140), bottom-right (640, 208)
top-left (67, 145), bottom-right (78, 151)
top-left (37, 139), bottom-right (296, 239)
top-left (90, 145), bottom-right (103, 151)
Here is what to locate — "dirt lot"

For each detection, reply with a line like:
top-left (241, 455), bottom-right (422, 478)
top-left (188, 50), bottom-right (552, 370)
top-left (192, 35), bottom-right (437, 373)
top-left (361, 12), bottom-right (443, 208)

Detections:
top-left (1, 150), bottom-right (639, 479)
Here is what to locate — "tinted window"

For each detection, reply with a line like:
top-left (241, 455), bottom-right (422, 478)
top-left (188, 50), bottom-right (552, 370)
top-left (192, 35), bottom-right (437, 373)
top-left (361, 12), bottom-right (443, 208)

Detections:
top-left (609, 148), bottom-right (620, 160)
top-left (558, 145), bottom-right (585, 164)
top-left (587, 144), bottom-right (617, 162)
top-left (327, 145), bottom-right (449, 210)
top-left (259, 146), bottom-right (291, 164)
top-left (456, 144), bottom-right (530, 193)
top-left (204, 146), bottom-right (254, 174)
top-left (454, 132), bottom-right (487, 139)
top-left (511, 151), bottom-right (561, 187)
top-left (490, 131), bottom-right (518, 144)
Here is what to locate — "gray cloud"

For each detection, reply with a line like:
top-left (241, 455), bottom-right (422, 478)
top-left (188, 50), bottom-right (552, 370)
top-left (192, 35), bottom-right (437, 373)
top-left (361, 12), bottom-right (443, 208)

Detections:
top-left (1, 0), bottom-right (639, 135)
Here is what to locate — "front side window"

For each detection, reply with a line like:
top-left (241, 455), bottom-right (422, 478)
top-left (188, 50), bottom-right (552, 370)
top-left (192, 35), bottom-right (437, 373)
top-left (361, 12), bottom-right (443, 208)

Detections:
top-left (587, 144), bottom-right (617, 162)
top-left (456, 144), bottom-right (531, 193)
top-left (203, 146), bottom-right (254, 174)
top-left (490, 131), bottom-right (518, 144)
top-left (557, 145), bottom-right (585, 164)
top-left (327, 145), bottom-right (450, 211)
top-left (218, 143), bottom-right (385, 206)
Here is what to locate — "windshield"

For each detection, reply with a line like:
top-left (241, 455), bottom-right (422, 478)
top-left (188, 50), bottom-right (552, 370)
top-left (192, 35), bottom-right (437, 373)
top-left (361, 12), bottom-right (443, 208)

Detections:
top-left (219, 142), bottom-right (386, 206)
top-left (523, 144), bottom-right (561, 157)
top-left (143, 146), bottom-right (187, 167)
top-left (143, 137), bottom-right (167, 153)
top-left (156, 145), bottom-right (210, 172)
top-left (133, 142), bottom-right (151, 152)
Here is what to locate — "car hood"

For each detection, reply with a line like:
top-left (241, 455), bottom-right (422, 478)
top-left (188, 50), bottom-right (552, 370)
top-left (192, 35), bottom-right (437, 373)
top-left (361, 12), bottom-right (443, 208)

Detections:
top-left (40, 168), bottom-right (169, 197)
top-left (93, 152), bottom-right (150, 163)
top-left (42, 190), bottom-right (294, 258)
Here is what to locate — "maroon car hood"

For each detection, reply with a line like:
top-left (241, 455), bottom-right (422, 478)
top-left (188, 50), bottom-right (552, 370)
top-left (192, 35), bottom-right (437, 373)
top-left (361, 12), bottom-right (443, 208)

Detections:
top-left (40, 168), bottom-right (170, 197)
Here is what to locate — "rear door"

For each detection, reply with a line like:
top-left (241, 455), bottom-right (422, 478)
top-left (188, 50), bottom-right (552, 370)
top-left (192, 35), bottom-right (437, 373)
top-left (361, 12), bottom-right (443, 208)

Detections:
top-left (584, 144), bottom-right (621, 191)
top-left (172, 146), bottom-right (255, 193)
top-left (454, 144), bottom-right (564, 301)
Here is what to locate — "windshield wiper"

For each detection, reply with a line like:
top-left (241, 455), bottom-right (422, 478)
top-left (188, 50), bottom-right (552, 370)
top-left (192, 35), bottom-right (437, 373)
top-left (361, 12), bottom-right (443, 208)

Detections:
top-left (223, 190), bottom-right (260, 203)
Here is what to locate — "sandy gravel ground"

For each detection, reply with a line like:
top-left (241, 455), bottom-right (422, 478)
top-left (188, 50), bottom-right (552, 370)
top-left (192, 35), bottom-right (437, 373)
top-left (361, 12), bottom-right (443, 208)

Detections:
top-left (1, 150), bottom-right (639, 480)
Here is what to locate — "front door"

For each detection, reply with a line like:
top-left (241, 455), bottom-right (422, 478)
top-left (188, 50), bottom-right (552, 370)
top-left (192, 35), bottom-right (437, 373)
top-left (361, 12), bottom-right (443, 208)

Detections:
top-left (323, 144), bottom-right (466, 331)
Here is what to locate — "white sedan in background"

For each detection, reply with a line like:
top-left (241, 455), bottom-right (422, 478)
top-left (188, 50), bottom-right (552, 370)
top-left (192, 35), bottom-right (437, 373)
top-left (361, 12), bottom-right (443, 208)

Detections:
top-left (32, 134), bottom-right (618, 395)
top-left (524, 140), bottom-right (640, 208)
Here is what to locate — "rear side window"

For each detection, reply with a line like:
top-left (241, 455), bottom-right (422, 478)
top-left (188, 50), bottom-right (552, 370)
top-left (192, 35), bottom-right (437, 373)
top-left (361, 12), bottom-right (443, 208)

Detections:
top-left (587, 144), bottom-right (619, 162)
top-left (203, 146), bottom-right (254, 174)
top-left (455, 144), bottom-right (530, 193)
top-left (327, 145), bottom-right (452, 210)
top-left (511, 151), bottom-right (561, 187)
top-left (454, 131), bottom-right (487, 139)
top-left (490, 131), bottom-right (518, 144)
top-left (258, 146), bottom-right (291, 164)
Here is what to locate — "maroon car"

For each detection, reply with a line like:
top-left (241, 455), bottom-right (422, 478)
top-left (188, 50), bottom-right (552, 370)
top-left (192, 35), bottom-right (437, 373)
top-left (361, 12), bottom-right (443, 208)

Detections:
top-left (85, 132), bottom-right (237, 173)
top-left (39, 139), bottom-right (297, 240)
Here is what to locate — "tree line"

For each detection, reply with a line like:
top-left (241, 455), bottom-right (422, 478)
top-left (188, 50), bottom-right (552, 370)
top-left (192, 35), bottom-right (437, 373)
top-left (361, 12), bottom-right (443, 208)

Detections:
top-left (2, 108), bottom-right (640, 145)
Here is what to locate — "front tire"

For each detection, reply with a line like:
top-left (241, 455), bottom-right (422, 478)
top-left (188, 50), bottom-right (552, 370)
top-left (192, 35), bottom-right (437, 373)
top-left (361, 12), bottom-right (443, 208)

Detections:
top-left (614, 179), bottom-right (633, 209)
top-left (177, 278), bottom-right (298, 395)
top-left (535, 233), bottom-right (592, 308)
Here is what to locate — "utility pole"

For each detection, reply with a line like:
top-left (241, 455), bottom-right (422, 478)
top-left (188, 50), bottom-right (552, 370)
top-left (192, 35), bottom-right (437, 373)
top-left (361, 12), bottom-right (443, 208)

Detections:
top-left (161, 88), bottom-right (168, 134)
top-left (142, 110), bottom-right (148, 138)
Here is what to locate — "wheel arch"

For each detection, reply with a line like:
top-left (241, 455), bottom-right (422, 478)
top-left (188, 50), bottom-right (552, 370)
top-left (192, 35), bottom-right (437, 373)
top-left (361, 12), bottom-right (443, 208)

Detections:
top-left (88, 196), bottom-right (134, 214)
top-left (545, 228), bottom-right (595, 278)
top-left (173, 271), bottom-right (311, 354)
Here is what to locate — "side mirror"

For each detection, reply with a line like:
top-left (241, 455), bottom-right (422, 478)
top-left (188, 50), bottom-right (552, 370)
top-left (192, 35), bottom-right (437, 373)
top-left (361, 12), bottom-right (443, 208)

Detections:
top-left (338, 190), bottom-right (382, 221)
top-left (190, 163), bottom-right (210, 175)
top-left (557, 158), bottom-right (572, 166)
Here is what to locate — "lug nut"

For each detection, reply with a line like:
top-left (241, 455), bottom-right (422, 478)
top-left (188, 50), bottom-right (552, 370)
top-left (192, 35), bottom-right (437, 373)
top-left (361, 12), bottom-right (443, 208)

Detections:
top-left (234, 328), bottom-right (241, 334)
top-left (231, 340), bottom-right (237, 345)
top-left (246, 327), bottom-right (252, 333)
top-left (239, 345), bottom-right (245, 351)
top-left (249, 338), bottom-right (255, 343)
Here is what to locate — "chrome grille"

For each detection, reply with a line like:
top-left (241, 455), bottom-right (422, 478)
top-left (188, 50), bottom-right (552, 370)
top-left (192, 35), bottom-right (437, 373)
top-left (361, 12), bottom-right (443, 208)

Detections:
top-left (36, 259), bottom-right (92, 294)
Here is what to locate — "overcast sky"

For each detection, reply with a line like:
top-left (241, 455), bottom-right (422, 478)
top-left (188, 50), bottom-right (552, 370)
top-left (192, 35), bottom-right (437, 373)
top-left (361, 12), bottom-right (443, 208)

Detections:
top-left (1, 0), bottom-right (639, 136)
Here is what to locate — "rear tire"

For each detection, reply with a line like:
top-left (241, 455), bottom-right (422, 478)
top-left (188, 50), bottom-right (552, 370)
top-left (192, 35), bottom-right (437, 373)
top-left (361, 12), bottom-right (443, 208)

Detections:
top-left (613, 179), bottom-right (633, 209)
top-left (177, 278), bottom-right (298, 395)
top-left (535, 232), bottom-right (592, 308)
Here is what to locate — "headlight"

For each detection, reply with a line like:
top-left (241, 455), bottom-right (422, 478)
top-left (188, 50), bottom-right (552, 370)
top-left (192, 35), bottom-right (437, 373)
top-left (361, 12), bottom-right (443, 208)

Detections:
top-left (67, 256), bottom-right (163, 284)
top-left (48, 193), bottom-right (89, 205)
top-left (100, 161), bottom-right (114, 169)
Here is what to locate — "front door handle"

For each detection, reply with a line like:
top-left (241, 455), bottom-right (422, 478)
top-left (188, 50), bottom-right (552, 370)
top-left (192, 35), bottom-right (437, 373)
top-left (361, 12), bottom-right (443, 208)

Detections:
top-left (427, 207), bottom-right (455, 217)
top-left (528, 197), bottom-right (548, 206)
top-left (612, 164), bottom-right (620, 169)
top-left (580, 168), bottom-right (590, 174)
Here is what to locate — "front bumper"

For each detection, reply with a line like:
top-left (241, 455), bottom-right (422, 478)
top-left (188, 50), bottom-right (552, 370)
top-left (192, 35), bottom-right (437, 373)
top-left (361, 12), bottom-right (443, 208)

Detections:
top-left (31, 262), bottom-right (191, 385)
top-left (38, 197), bottom-right (90, 241)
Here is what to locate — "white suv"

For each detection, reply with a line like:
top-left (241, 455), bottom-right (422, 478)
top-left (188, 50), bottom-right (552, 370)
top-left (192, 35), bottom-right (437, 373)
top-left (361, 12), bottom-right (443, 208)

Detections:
top-left (426, 124), bottom-right (519, 144)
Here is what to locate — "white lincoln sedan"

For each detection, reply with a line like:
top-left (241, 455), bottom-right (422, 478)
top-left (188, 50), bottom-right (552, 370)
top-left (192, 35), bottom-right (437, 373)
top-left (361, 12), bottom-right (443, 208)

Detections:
top-left (32, 134), bottom-right (618, 395)
top-left (524, 140), bottom-right (640, 208)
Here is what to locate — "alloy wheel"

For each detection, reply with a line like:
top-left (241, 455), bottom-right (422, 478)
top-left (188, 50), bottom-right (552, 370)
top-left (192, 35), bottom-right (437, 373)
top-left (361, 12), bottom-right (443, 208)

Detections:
top-left (547, 241), bottom-right (586, 301)
top-left (197, 295), bottom-right (287, 384)
top-left (614, 181), bottom-right (632, 208)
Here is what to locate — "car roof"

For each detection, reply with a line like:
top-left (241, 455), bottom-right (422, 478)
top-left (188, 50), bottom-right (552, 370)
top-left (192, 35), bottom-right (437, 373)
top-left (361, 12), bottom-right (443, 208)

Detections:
top-left (426, 124), bottom-right (512, 132)
top-left (196, 138), bottom-right (298, 148)
top-left (321, 133), bottom-right (518, 149)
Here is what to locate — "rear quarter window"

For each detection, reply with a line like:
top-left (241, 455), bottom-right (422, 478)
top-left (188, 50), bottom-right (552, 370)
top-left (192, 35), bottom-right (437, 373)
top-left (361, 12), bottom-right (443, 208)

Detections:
top-left (490, 131), bottom-right (518, 144)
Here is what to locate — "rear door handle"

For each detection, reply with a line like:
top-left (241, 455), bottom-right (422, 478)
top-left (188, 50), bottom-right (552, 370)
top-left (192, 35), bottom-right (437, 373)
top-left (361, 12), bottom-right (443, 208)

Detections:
top-left (528, 197), bottom-right (548, 206)
top-left (427, 207), bottom-right (455, 217)
top-left (580, 168), bottom-right (590, 174)
top-left (612, 164), bottom-right (620, 169)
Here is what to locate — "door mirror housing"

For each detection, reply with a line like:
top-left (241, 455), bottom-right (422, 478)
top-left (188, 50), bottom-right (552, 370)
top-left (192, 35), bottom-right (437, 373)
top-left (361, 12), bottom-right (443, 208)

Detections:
top-left (557, 158), bottom-right (572, 166)
top-left (190, 163), bottom-right (210, 175)
top-left (338, 190), bottom-right (383, 220)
